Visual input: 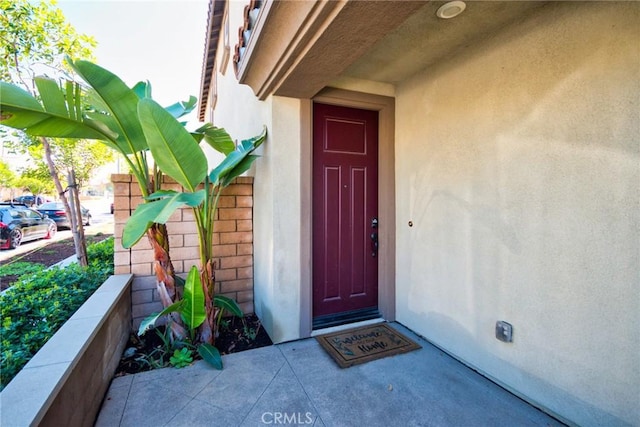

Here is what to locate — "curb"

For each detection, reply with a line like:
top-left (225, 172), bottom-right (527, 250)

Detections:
top-left (51, 255), bottom-right (78, 269)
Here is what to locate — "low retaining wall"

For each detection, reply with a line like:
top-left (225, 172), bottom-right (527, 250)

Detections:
top-left (0, 274), bottom-right (133, 426)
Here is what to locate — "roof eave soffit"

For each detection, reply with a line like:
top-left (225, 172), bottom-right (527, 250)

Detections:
top-left (238, 0), bottom-right (426, 100)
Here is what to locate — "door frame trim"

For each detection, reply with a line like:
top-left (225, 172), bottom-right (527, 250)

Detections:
top-left (300, 88), bottom-right (396, 337)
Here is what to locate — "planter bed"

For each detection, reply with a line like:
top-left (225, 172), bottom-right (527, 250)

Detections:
top-left (0, 274), bottom-right (133, 426)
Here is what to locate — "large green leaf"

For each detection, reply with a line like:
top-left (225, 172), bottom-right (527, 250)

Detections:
top-left (0, 82), bottom-right (44, 113)
top-left (70, 59), bottom-right (147, 154)
top-left (70, 80), bottom-right (82, 121)
top-left (83, 87), bottom-right (121, 138)
top-left (214, 294), bottom-right (243, 317)
top-left (208, 150), bottom-right (246, 186)
top-left (197, 343), bottom-right (223, 370)
top-left (132, 81), bottom-right (152, 99)
top-left (144, 190), bottom-right (205, 206)
top-left (238, 126), bottom-right (267, 152)
top-left (121, 203), bottom-right (154, 249)
top-left (208, 127), bottom-right (267, 186)
top-left (34, 77), bottom-right (68, 116)
top-left (138, 300), bottom-right (185, 335)
top-left (165, 96), bottom-right (197, 119)
top-left (222, 155), bottom-right (259, 187)
top-left (181, 266), bottom-right (206, 330)
top-left (121, 190), bottom-right (206, 248)
top-left (197, 123), bottom-right (235, 155)
top-left (0, 81), bottom-right (116, 140)
top-left (138, 98), bottom-right (207, 192)
top-left (0, 82), bottom-right (49, 128)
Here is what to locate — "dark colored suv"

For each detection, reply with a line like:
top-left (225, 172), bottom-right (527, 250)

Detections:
top-left (0, 203), bottom-right (57, 249)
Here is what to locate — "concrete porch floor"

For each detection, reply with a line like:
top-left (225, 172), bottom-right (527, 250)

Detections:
top-left (95, 322), bottom-right (564, 426)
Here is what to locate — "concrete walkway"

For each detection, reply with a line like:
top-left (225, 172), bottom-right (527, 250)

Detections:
top-left (95, 323), bottom-right (563, 427)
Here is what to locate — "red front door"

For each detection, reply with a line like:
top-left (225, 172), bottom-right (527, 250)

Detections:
top-left (313, 103), bottom-right (379, 325)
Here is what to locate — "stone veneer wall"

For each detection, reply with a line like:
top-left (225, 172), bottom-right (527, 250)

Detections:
top-left (111, 174), bottom-right (254, 327)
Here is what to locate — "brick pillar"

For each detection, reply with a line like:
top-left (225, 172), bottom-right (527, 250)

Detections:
top-left (111, 174), bottom-right (254, 328)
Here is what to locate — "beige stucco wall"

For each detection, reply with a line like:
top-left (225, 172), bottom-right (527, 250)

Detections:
top-left (329, 76), bottom-right (396, 99)
top-left (394, 2), bottom-right (639, 426)
top-left (210, 1), bottom-right (638, 421)
top-left (252, 96), bottom-right (304, 343)
top-left (210, 0), bottom-right (303, 343)
top-left (212, 0), bottom-right (269, 154)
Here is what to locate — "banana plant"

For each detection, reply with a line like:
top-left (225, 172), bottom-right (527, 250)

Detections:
top-left (122, 102), bottom-right (266, 344)
top-left (138, 266), bottom-right (243, 369)
top-left (2, 59), bottom-right (218, 343)
top-left (1, 59), bottom-right (266, 351)
top-left (139, 266), bottom-right (219, 368)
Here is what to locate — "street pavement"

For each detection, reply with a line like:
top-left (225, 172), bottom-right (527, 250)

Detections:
top-left (0, 198), bottom-right (115, 263)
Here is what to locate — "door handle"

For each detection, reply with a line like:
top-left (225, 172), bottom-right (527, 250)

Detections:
top-left (370, 232), bottom-right (378, 257)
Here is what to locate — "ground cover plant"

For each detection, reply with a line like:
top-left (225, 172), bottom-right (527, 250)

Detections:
top-left (0, 233), bottom-right (110, 291)
top-left (0, 237), bottom-right (114, 390)
top-left (0, 261), bottom-right (45, 282)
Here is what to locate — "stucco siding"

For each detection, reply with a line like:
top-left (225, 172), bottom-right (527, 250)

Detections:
top-left (394, 2), bottom-right (639, 426)
top-left (255, 96), bottom-right (304, 343)
top-left (210, 1), bottom-right (270, 156)
top-left (244, 94), bottom-right (303, 344)
top-left (210, 1), bottom-right (303, 343)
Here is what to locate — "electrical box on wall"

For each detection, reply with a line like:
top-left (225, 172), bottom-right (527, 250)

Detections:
top-left (495, 321), bottom-right (513, 343)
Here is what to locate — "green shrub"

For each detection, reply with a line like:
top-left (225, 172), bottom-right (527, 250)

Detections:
top-left (0, 261), bottom-right (45, 278)
top-left (0, 237), bottom-right (114, 390)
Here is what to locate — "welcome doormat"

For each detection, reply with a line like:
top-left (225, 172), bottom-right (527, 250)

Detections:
top-left (316, 323), bottom-right (421, 368)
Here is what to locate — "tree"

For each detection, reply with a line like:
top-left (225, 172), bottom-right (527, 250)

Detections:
top-left (15, 175), bottom-right (55, 197)
top-left (0, 161), bottom-right (16, 186)
top-left (55, 139), bottom-right (114, 190)
top-left (16, 154), bottom-right (54, 187)
top-left (15, 135), bottom-right (114, 192)
top-left (0, 0), bottom-right (96, 86)
top-left (1, 0), bottom-right (97, 264)
top-left (0, 160), bottom-right (17, 197)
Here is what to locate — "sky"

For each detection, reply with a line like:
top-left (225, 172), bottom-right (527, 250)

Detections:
top-left (57, 0), bottom-right (210, 124)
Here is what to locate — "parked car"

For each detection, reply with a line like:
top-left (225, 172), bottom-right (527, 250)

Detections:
top-left (4, 195), bottom-right (52, 207)
top-left (37, 202), bottom-right (91, 229)
top-left (15, 195), bottom-right (37, 206)
top-left (0, 203), bottom-right (57, 249)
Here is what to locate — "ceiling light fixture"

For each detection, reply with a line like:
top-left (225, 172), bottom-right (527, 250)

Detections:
top-left (436, 1), bottom-right (466, 19)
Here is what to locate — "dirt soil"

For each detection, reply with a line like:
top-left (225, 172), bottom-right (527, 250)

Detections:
top-left (0, 233), bottom-right (113, 291)
top-left (115, 314), bottom-right (273, 376)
